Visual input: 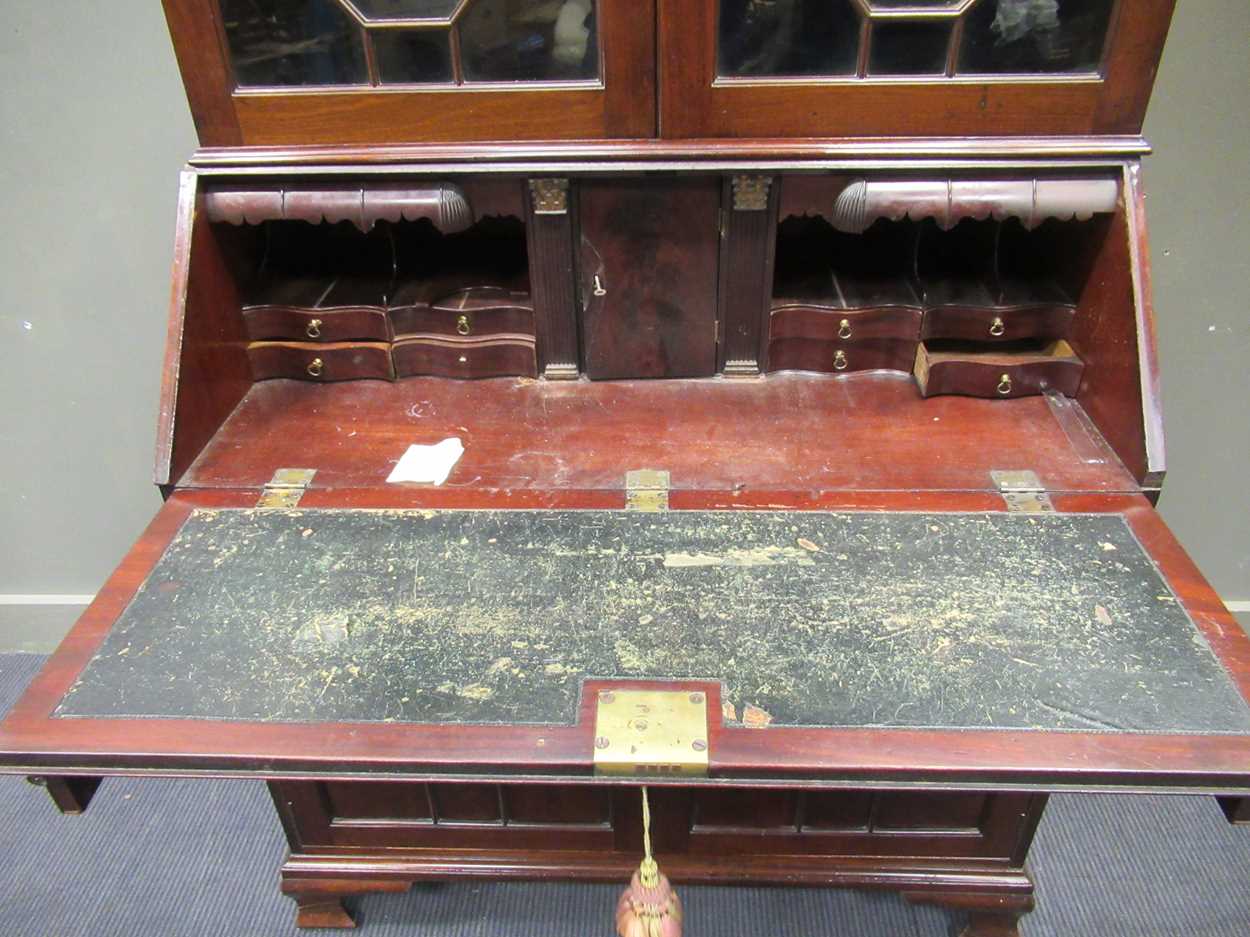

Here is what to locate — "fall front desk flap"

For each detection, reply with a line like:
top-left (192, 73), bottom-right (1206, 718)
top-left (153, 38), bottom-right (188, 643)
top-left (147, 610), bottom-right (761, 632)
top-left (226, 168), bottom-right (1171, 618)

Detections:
top-left (55, 508), bottom-right (1250, 736)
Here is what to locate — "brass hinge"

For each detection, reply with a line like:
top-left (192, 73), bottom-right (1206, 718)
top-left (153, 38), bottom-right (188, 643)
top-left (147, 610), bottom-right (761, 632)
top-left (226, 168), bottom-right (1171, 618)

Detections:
top-left (256, 468), bottom-right (316, 508)
top-left (991, 470), bottom-right (1055, 514)
top-left (625, 469), bottom-right (670, 512)
top-left (593, 689), bottom-right (710, 777)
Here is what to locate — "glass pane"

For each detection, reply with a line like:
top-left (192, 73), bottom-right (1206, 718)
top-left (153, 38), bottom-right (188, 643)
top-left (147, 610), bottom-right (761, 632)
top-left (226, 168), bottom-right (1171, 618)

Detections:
top-left (459, 0), bottom-right (599, 82)
top-left (959, 0), bottom-right (1115, 74)
top-left (869, 21), bottom-right (951, 75)
top-left (719, 0), bottom-right (861, 77)
top-left (349, 0), bottom-right (461, 21)
top-left (374, 29), bottom-right (454, 83)
top-left (221, 0), bottom-right (368, 87)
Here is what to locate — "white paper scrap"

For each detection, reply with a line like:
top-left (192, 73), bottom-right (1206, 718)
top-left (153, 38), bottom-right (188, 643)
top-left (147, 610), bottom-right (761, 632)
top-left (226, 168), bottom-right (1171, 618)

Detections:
top-left (385, 438), bottom-right (464, 486)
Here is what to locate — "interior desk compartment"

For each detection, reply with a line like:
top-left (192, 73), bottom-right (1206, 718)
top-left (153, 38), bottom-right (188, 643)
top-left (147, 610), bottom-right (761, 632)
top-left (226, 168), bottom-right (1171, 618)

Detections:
top-left (914, 339), bottom-right (1084, 399)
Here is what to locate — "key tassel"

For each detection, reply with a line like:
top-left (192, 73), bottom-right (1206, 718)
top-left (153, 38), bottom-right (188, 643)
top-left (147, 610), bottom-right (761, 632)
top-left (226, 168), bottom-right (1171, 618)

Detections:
top-left (616, 787), bottom-right (682, 937)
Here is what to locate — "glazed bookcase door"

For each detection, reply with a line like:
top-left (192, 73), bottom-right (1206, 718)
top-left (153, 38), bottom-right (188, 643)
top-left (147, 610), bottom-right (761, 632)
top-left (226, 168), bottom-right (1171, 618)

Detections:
top-left (163, 0), bottom-right (655, 145)
top-left (659, 0), bottom-right (1175, 138)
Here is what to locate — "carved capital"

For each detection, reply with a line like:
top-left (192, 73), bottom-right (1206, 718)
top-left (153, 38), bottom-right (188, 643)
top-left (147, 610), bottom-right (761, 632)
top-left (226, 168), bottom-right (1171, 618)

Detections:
top-left (731, 175), bottom-right (772, 211)
top-left (529, 178), bottom-right (570, 215)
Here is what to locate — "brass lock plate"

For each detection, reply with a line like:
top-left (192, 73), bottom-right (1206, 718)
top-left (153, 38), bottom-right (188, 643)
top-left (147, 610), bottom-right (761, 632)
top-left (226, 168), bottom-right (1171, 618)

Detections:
top-left (593, 689), bottom-right (709, 777)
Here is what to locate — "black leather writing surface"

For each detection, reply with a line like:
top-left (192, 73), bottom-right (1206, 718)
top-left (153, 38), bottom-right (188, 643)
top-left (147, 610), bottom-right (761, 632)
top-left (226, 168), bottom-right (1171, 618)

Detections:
top-left (57, 508), bottom-right (1250, 733)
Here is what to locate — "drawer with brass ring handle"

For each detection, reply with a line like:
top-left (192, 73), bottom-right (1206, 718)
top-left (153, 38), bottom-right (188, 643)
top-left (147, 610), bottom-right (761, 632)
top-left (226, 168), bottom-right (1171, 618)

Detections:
top-left (838, 318), bottom-right (853, 340)
top-left (989, 317), bottom-right (1006, 337)
top-left (912, 340), bottom-right (1083, 399)
top-left (833, 350), bottom-right (848, 371)
top-left (241, 307), bottom-right (391, 343)
top-left (456, 315), bottom-right (472, 336)
top-left (246, 341), bottom-right (395, 382)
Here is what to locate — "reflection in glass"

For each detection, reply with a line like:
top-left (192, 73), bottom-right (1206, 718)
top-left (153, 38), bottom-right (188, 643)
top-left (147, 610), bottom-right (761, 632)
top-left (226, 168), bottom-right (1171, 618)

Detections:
top-left (348, 0), bottom-right (462, 21)
top-left (869, 21), bottom-right (951, 75)
top-left (959, 0), bottom-right (1115, 74)
top-left (222, 0), bottom-right (368, 87)
top-left (719, 0), bottom-right (860, 77)
top-left (460, 0), bottom-right (599, 82)
top-left (374, 29), bottom-right (454, 83)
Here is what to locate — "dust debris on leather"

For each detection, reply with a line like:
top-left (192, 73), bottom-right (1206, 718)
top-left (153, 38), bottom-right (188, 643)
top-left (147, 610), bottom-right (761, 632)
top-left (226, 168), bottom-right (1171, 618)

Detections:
top-left (56, 508), bottom-right (1250, 734)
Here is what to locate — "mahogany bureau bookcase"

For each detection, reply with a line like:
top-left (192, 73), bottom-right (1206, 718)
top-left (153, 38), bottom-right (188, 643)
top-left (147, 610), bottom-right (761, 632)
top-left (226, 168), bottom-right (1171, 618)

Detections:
top-left (4, 2), bottom-right (1249, 935)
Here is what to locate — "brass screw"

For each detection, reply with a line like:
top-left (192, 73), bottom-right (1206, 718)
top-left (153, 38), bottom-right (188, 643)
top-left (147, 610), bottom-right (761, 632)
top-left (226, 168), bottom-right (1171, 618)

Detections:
top-left (692, 739), bottom-right (707, 752)
top-left (689, 693), bottom-right (704, 704)
top-left (595, 736), bottom-right (610, 750)
top-left (599, 691), bottom-right (615, 703)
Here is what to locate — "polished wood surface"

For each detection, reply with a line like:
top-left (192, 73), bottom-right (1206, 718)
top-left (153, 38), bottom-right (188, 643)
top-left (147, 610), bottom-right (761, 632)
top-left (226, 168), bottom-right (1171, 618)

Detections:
top-left (578, 179), bottom-right (721, 379)
top-left (176, 375), bottom-right (1138, 495)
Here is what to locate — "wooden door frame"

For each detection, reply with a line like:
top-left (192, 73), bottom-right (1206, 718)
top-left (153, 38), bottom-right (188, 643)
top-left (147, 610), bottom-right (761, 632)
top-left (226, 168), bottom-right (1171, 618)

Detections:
top-left (161, 0), bottom-right (657, 146)
top-left (657, 0), bottom-right (1175, 138)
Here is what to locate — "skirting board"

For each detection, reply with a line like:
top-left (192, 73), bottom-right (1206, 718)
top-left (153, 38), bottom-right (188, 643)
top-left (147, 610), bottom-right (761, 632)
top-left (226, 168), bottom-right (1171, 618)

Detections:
top-left (0, 595), bottom-right (1247, 655)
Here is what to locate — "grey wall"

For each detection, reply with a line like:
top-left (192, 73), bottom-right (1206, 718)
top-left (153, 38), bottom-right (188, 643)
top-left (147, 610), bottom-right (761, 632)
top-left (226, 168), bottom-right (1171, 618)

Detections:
top-left (0, 3), bottom-right (1246, 651)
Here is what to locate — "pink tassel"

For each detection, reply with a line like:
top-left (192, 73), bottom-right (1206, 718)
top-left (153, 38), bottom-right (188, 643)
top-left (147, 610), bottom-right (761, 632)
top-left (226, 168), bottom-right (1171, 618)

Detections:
top-left (616, 788), bottom-right (682, 937)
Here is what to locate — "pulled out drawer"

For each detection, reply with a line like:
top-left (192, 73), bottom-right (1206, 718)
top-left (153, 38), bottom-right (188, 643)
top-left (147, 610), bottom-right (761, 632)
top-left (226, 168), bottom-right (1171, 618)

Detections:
top-left (914, 339), bottom-right (1083, 398)
top-left (392, 335), bottom-right (537, 379)
top-left (246, 341), bottom-right (395, 382)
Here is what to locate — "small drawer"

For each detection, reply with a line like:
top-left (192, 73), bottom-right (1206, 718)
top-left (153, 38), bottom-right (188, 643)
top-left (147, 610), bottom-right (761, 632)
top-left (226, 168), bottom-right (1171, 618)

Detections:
top-left (247, 342), bottom-right (395, 382)
top-left (913, 340), bottom-right (1084, 399)
top-left (392, 335), bottom-right (537, 380)
top-left (242, 306), bottom-right (392, 343)
top-left (767, 338), bottom-right (918, 374)
top-left (921, 305), bottom-right (1075, 343)
top-left (770, 306), bottom-right (922, 342)
top-left (391, 290), bottom-right (534, 338)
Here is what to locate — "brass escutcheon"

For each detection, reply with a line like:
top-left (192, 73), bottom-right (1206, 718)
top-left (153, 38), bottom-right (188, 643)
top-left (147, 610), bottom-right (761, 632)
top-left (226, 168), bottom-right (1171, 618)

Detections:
top-left (838, 318), bottom-right (852, 339)
top-left (834, 350), bottom-right (848, 371)
top-left (306, 357), bottom-right (324, 378)
top-left (989, 316), bottom-right (1006, 337)
top-left (456, 314), bottom-right (471, 336)
top-left (997, 373), bottom-right (1013, 395)
top-left (306, 317), bottom-right (322, 339)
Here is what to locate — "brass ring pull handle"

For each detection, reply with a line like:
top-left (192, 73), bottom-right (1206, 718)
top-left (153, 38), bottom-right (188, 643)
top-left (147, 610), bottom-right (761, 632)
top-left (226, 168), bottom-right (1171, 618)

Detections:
top-left (306, 357), bottom-right (324, 378)
top-left (834, 350), bottom-right (848, 371)
top-left (838, 318), bottom-right (852, 340)
top-left (306, 318), bottom-right (322, 339)
top-left (593, 275), bottom-right (607, 297)
top-left (997, 373), bottom-right (1013, 396)
top-left (456, 314), bottom-right (471, 336)
top-left (989, 316), bottom-right (1006, 337)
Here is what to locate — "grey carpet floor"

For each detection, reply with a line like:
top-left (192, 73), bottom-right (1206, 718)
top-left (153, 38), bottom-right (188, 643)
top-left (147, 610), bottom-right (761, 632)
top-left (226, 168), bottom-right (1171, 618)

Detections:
top-left (1, 652), bottom-right (1248, 937)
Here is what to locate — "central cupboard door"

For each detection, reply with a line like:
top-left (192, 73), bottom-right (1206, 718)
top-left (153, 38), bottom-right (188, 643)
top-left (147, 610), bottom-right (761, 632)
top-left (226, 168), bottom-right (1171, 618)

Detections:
top-left (578, 179), bottom-right (721, 379)
top-left (163, 0), bottom-right (656, 145)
